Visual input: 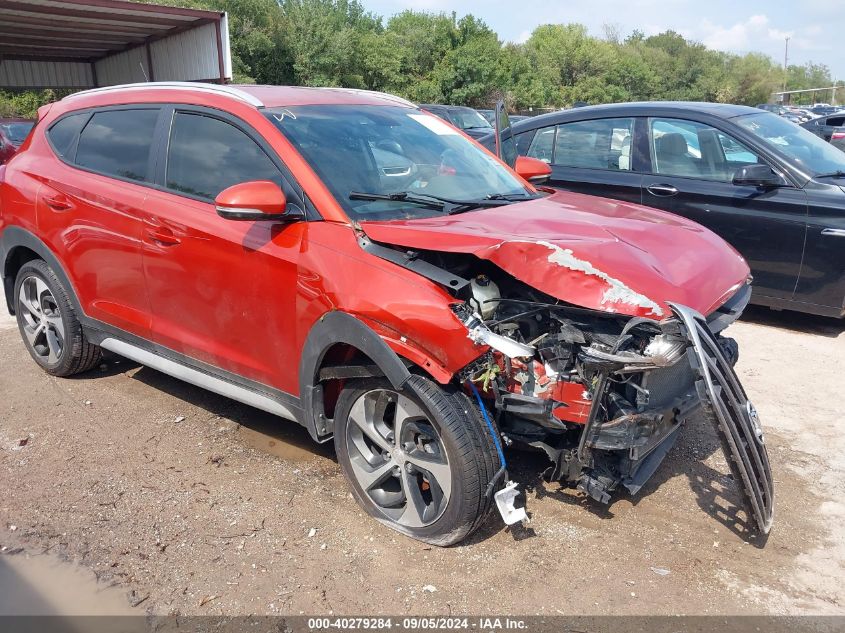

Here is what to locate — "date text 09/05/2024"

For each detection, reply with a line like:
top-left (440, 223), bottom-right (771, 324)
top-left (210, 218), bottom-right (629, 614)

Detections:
top-left (307, 617), bottom-right (528, 630)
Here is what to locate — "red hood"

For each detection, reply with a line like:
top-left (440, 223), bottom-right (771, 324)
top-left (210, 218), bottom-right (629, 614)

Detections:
top-left (360, 190), bottom-right (750, 319)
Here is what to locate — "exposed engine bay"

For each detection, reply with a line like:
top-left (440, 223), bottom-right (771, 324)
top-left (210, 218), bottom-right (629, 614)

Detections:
top-left (361, 236), bottom-right (774, 536)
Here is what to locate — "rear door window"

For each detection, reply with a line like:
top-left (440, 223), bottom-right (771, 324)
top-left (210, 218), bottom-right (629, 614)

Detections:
top-left (75, 109), bottom-right (159, 182)
top-left (650, 118), bottom-right (763, 182)
top-left (165, 112), bottom-right (283, 201)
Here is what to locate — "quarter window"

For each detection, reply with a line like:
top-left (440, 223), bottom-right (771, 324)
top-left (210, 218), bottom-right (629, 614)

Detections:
top-left (553, 118), bottom-right (635, 170)
top-left (650, 118), bottom-right (763, 182)
top-left (165, 112), bottom-right (282, 200)
top-left (75, 109), bottom-right (158, 182)
top-left (47, 112), bottom-right (88, 159)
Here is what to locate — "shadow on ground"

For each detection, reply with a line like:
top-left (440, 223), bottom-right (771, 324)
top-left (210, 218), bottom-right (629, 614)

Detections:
top-left (740, 305), bottom-right (845, 338)
top-left (67, 348), bottom-right (766, 548)
top-left (506, 409), bottom-right (767, 547)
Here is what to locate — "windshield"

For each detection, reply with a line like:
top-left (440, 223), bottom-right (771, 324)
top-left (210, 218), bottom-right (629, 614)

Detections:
top-left (449, 108), bottom-right (493, 131)
top-left (0, 121), bottom-right (34, 145)
top-left (733, 112), bottom-right (845, 177)
top-left (266, 105), bottom-right (530, 220)
top-left (477, 109), bottom-right (496, 125)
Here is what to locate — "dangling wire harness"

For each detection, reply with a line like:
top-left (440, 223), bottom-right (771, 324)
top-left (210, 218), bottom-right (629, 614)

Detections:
top-left (467, 380), bottom-right (507, 497)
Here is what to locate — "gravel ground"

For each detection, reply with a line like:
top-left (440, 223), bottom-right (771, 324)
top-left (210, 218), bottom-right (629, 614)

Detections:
top-left (0, 306), bottom-right (843, 616)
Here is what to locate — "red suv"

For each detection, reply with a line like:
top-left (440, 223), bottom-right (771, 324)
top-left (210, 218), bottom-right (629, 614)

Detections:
top-left (0, 83), bottom-right (773, 545)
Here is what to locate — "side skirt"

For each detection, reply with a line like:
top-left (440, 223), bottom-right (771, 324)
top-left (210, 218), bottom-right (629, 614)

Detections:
top-left (751, 292), bottom-right (844, 319)
top-left (82, 321), bottom-right (305, 427)
top-left (99, 338), bottom-right (300, 423)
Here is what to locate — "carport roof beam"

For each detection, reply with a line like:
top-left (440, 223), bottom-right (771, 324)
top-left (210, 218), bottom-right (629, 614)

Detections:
top-left (0, 0), bottom-right (231, 88)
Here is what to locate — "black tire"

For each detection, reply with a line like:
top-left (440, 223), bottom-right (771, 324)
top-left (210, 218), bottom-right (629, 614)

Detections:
top-left (334, 375), bottom-right (501, 546)
top-left (14, 260), bottom-right (101, 377)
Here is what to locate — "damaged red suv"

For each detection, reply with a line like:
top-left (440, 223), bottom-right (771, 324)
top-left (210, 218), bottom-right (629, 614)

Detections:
top-left (0, 83), bottom-right (773, 545)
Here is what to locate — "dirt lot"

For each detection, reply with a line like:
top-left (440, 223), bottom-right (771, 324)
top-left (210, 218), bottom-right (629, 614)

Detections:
top-left (1, 306), bottom-right (843, 616)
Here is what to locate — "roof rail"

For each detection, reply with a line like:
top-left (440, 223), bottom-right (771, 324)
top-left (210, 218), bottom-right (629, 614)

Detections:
top-left (63, 82), bottom-right (264, 108)
top-left (321, 87), bottom-right (416, 108)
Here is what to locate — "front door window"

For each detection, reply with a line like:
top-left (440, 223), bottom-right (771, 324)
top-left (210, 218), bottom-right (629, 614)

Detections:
top-left (649, 118), bottom-right (762, 182)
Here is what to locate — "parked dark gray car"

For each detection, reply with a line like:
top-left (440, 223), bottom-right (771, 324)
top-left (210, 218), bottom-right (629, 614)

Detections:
top-left (418, 104), bottom-right (494, 139)
top-left (801, 113), bottom-right (845, 152)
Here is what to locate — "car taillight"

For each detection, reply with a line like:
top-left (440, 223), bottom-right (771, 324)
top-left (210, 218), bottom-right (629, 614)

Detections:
top-left (832, 131), bottom-right (845, 140)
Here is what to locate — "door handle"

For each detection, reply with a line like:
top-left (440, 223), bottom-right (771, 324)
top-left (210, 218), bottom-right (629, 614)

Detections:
top-left (145, 228), bottom-right (181, 246)
top-left (821, 228), bottom-right (845, 237)
top-left (646, 183), bottom-right (679, 197)
top-left (43, 194), bottom-right (73, 211)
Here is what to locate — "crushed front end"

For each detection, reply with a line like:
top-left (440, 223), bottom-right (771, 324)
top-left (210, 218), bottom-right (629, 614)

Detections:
top-left (453, 283), bottom-right (773, 536)
top-left (355, 217), bottom-right (773, 537)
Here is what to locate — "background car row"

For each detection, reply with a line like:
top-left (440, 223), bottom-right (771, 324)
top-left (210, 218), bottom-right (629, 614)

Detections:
top-left (421, 100), bottom-right (845, 156)
top-left (0, 118), bottom-right (35, 165)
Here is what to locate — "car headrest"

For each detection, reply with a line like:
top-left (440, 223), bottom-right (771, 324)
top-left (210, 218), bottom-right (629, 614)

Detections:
top-left (376, 140), bottom-right (403, 155)
top-left (656, 132), bottom-right (688, 157)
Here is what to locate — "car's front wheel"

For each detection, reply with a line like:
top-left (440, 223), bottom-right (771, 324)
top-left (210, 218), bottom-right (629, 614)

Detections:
top-left (14, 260), bottom-right (101, 377)
top-left (334, 375), bottom-right (500, 546)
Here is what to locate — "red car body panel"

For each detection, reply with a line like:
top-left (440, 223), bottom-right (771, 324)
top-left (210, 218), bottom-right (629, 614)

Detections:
top-left (36, 161), bottom-right (152, 338)
top-left (361, 191), bottom-right (750, 319)
top-left (0, 84), bottom-right (749, 400)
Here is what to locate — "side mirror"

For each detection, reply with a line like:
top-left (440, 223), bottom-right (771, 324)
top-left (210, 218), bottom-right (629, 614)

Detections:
top-left (215, 180), bottom-right (302, 221)
top-left (515, 156), bottom-right (552, 184)
top-left (732, 164), bottom-right (782, 188)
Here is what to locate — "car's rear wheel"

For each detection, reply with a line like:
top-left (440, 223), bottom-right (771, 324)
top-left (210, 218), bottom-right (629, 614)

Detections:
top-left (14, 260), bottom-right (101, 377)
top-left (334, 375), bottom-right (500, 546)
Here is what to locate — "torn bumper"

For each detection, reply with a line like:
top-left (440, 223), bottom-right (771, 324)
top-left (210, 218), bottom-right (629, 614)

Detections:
top-left (668, 302), bottom-right (774, 535)
top-left (576, 303), bottom-right (773, 535)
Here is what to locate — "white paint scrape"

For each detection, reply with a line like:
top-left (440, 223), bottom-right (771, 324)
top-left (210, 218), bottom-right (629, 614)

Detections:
top-left (533, 240), bottom-right (664, 317)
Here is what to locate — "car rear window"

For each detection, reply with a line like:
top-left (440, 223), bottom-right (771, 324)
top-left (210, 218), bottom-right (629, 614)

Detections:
top-left (1, 121), bottom-right (34, 145)
top-left (75, 109), bottom-right (159, 182)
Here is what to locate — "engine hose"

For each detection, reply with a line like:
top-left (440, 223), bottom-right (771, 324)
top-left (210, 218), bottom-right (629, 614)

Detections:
top-left (467, 380), bottom-right (508, 496)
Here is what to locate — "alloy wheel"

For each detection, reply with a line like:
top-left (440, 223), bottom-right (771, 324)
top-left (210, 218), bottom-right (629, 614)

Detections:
top-left (345, 388), bottom-right (451, 528)
top-left (18, 275), bottom-right (65, 365)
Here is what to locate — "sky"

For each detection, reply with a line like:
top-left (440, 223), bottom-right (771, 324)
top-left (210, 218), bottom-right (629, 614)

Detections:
top-left (362, 0), bottom-right (845, 80)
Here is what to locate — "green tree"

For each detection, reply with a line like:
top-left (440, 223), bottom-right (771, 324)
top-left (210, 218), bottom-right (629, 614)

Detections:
top-left (429, 16), bottom-right (503, 106)
top-left (383, 11), bottom-right (458, 101)
top-left (4, 1), bottom-right (838, 113)
top-left (0, 90), bottom-right (68, 118)
top-left (723, 53), bottom-right (780, 105)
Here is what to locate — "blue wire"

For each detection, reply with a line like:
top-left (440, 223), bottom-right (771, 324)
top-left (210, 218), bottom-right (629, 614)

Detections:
top-left (468, 381), bottom-right (506, 469)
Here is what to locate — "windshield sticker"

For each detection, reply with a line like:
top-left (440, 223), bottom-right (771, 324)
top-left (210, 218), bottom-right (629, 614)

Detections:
top-left (408, 114), bottom-right (459, 136)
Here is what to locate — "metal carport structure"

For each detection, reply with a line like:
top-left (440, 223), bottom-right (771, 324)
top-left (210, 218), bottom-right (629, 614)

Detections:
top-left (0, 0), bottom-right (232, 89)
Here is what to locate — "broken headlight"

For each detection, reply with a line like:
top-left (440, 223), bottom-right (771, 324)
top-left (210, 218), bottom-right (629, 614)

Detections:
top-left (580, 334), bottom-right (687, 373)
top-left (461, 310), bottom-right (535, 359)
